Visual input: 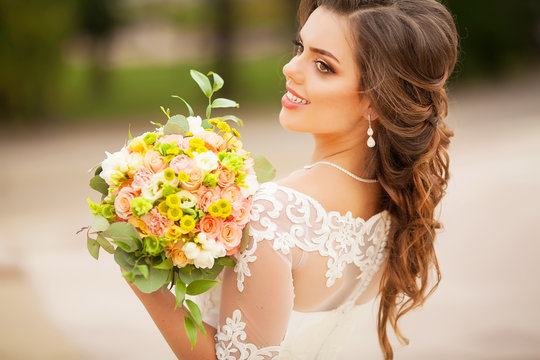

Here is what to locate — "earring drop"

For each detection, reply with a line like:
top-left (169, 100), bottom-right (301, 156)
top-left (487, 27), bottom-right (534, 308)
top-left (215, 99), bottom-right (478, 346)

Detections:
top-left (367, 114), bottom-right (376, 148)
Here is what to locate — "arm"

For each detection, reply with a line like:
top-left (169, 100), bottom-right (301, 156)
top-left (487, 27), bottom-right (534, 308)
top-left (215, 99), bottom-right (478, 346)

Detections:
top-left (126, 280), bottom-right (218, 360)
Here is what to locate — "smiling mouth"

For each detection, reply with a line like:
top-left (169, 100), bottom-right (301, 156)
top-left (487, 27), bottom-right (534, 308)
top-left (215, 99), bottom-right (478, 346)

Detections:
top-left (286, 91), bottom-right (310, 104)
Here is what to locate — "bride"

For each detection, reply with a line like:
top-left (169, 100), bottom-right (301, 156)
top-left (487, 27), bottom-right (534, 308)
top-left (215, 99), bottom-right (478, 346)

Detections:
top-left (126, 0), bottom-right (458, 358)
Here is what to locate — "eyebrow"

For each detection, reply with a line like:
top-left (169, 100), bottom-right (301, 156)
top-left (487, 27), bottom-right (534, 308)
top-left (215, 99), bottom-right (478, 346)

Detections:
top-left (298, 34), bottom-right (341, 64)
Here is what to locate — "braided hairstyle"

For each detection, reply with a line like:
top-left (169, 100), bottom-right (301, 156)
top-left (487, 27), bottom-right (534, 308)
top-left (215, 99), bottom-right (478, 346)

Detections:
top-left (298, 1), bottom-right (458, 358)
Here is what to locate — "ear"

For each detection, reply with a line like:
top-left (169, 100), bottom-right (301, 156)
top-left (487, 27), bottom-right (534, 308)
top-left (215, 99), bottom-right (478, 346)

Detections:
top-left (366, 107), bottom-right (379, 122)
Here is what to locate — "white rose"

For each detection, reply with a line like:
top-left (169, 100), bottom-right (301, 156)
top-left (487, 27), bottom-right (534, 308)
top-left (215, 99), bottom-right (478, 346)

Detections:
top-left (194, 151), bottom-right (219, 172)
top-left (240, 174), bottom-right (260, 197)
top-left (183, 242), bottom-right (201, 260)
top-left (211, 242), bottom-right (226, 258)
top-left (187, 116), bottom-right (204, 135)
top-left (100, 148), bottom-right (130, 184)
top-left (194, 250), bottom-right (215, 269)
top-left (100, 169), bottom-right (124, 186)
top-left (127, 152), bottom-right (144, 173)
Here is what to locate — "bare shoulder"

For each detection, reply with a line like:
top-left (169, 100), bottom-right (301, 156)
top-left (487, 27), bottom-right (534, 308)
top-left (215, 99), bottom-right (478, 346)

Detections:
top-left (275, 167), bottom-right (382, 219)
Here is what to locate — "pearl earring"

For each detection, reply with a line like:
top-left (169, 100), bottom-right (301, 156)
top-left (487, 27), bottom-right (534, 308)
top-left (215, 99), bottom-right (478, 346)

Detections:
top-left (367, 114), bottom-right (375, 148)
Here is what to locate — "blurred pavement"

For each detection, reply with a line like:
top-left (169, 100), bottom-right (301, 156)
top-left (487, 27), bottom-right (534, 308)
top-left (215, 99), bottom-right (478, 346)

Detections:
top-left (0, 71), bottom-right (539, 359)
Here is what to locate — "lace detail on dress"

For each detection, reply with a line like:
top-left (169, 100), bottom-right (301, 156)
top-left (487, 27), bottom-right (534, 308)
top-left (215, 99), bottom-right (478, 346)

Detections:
top-left (234, 182), bottom-right (390, 292)
top-left (215, 309), bottom-right (281, 360)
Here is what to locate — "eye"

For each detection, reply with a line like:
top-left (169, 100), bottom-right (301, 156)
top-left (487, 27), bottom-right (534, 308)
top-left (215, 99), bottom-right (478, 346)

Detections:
top-left (292, 39), bottom-right (304, 56)
top-left (315, 60), bottom-right (334, 74)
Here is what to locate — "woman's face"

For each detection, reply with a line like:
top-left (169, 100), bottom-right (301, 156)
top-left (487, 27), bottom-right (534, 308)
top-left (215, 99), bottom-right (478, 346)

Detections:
top-left (279, 7), bottom-right (369, 135)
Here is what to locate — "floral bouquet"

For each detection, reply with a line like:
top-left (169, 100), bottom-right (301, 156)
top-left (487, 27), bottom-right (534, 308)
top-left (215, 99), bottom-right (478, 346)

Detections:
top-left (82, 70), bottom-right (274, 347)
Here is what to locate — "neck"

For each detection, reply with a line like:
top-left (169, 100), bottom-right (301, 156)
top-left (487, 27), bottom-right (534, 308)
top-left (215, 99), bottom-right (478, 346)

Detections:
top-left (311, 131), bottom-right (372, 177)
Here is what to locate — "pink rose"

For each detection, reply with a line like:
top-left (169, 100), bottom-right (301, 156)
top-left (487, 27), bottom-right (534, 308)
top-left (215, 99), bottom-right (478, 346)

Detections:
top-left (157, 134), bottom-right (183, 145)
top-left (141, 208), bottom-right (172, 237)
top-left (169, 154), bottom-right (196, 174)
top-left (199, 131), bottom-right (226, 152)
top-left (221, 185), bottom-right (243, 210)
top-left (217, 168), bottom-right (235, 188)
top-left (218, 221), bottom-right (242, 256)
top-left (180, 138), bottom-right (191, 151)
top-left (232, 199), bottom-right (251, 226)
top-left (199, 215), bottom-right (223, 240)
top-left (143, 150), bottom-right (167, 173)
top-left (114, 186), bottom-right (140, 219)
top-left (197, 186), bottom-right (221, 211)
top-left (132, 169), bottom-right (153, 190)
top-left (181, 167), bottom-right (204, 191)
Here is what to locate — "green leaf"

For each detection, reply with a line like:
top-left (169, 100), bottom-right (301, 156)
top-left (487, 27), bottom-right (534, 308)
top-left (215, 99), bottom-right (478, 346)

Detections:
top-left (104, 222), bottom-right (141, 252)
top-left (171, 96), bottom-right (195, 117)
top-left (87, 236), bottom-right (100, 260)
top-left (133, 267), bottom-right (170, 293)
top-left (190, 70), bottom-right (212, 98)
top-left (96, 234), bottom-right (114, 254)
top-left (240, 224), bottom-right (251, 252)
top-left (216, 256), bottom-right (236, 267)
top-left (186, 299), bottom-right (206, 336)
top-left (155, 258), bottom-right (173, 270)
top-left (175, 279), bottom-right (186, 308)
top-left (184, 316), bottom-right (197, 349)
top-left (251, 153), bottom-right (276, 182)
top-left (91, 215), bottom-right (110, 232)
top-left (94, 166), bottom-right (103, 176)
top-left (208, 71), bottom-right (224, 93)
top-left (186, 279), bottom-right (220, 296)
top-left (206, 104), bottom-right (212, 119)
top-left (137, 264), bottom-right (149, 279)
top-left (163, 114), bottom-right (189, 135)
top-left (178, 265), bottom-right (203, 284)
top-left (128, 124), bottom-right (133, 141)
top-left (211, 98), bottom-right (239, 109)
top-left (220, 115), bottom-right (243, 126)
top-left (200, 263), bottom-right (224, 280)
top-left (90, 175), bottom-right (108, 196)
top-left (114, 248), bottom-right (137, 271)
top-left (160, 106), bottom-right (171, 119)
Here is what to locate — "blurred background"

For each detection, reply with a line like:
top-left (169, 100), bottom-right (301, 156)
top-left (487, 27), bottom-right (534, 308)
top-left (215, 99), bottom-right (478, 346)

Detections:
top-left (0, 0), bottom-right (539, 359)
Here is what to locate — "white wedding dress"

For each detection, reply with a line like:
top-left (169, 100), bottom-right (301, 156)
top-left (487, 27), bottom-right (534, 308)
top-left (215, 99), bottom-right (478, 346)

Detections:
top-left (191, 182), bottom-right (390, 359)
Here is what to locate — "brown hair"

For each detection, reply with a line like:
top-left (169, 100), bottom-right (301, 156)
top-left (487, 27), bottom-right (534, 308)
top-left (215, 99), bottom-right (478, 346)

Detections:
top-left (298, 0), bottom-right (458, 358)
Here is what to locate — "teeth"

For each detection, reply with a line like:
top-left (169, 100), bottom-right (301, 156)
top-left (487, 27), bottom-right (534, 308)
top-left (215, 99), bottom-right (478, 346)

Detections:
top-left (286, 91), bottom-right (309, 104)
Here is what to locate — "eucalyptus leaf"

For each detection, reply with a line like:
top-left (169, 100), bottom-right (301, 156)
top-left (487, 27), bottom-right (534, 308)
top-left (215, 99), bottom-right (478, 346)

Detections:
top-left (163, 114), bottom-right (189, 135)
top-left (91, 215), bottom-right (109, 232)
top-left (211, 98), bottom-right (239, 109)
top-left (96, 234), bottom-right (114, 254)
top-left (208, 71), bottom-right (224, 93)
top-left (113, 240), bottom-right (131, 252)
top-left (171, 95), bottom-right (195, 117)
top-left (251, 153), bottom-right (276, 183)
top-left (184, 316), bottom-right (197, 349)
top-left (220, 115), bottom-right (243, 126)
top-left (190, 70), bottom-right (212, 98)
top-left (186, 279), bottom-right (220, 296)
top-left (155, 258), bottom-right (173, 270)
top-left (105, 222), bottom-right (141, 252)
top-left (178, 265), bottom-right (203, 284)
top-left (133, 267), bottom-right (170, 293)
top-left (114, 248), bottom-right (137, 271)
top-left (175, 279), bottom-right (186, 308)
top-left (137, 264), bottom-right (149, 279)
top-left (186, 299), bottom-right (206, 336)
top-left (239, 224), bottom-right (251, 252)
top-left (90, 175), bottom-right (108, 196)
top-left (201, 119), bottom-right (212, 130)
top-left (216, 256), bottom-right (236, 267)
top-left (87, 236), bottom-right (100, 260)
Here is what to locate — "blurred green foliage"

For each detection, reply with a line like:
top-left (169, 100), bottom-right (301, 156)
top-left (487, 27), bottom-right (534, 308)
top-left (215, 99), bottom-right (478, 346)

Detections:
top-left (0, 0), bottom-right (538, 123)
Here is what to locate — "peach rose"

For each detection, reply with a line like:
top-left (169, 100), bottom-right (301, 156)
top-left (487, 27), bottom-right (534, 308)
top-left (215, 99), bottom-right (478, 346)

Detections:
top-left (217, 168), bottom-right (235, 188)
top-left (199, 215), bottom-right (223, 240)
top-left (131, 169), bottom-right (154, 190)
top-left (197, 186), bottom-right (221, 211)
top-left (143, 150), bottom-right (167, 173)
top-left (169, 154), bottom-right (196, 174)
top-left (165, 241), bottom-right (192, 267)
top-left (156, 134), bottom-right (183, 145)
top-left (140, 208), bottom-right (172, 237)
top-left (218, 221), bottom-right (242, 256)
top-left (232, 199), bottom-right (252, 226)
top-left (199, 131), bottom-right (226, 152)
top-left (114, 186), bottom-right (140, 219)
top-left (181, 167), bottom-right (204, 191)
top-left (221, 185), bottom-right (243, 210)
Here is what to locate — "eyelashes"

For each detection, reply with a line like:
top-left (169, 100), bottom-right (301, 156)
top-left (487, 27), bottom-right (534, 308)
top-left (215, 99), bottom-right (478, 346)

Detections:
top-left (291, 39), bottom-right (335, 74)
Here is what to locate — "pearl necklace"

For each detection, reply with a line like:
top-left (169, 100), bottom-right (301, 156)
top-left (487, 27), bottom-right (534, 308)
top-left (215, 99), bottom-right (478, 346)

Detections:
top-left (304, 161), bottom-right (378, 183)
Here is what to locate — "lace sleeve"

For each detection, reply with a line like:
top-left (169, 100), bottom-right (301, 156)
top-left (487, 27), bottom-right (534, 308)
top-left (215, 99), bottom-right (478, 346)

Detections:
top-left (214, 234), bottom-right (294, 359)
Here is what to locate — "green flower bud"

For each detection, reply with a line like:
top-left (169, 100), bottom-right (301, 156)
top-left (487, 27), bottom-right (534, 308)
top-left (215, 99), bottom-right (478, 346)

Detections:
top-left (143, 132), bottom-right (158, 145)
top-left (131, 197), bottom-right (153, 217)
top-left (144, 236), bottom-right (162, 256)
top-left (101, 204), bottom-right (116, 219)
top-left (202, 173), bottom-right (218, 188)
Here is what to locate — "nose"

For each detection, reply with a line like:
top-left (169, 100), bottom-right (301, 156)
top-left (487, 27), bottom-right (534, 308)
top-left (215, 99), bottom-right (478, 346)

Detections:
top-left (282, 55), bottom-right (305, 85)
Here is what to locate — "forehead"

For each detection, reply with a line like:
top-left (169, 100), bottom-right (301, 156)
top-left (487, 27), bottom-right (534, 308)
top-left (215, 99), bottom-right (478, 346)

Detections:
top-left (300, 7), bottom-right (356, 64)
